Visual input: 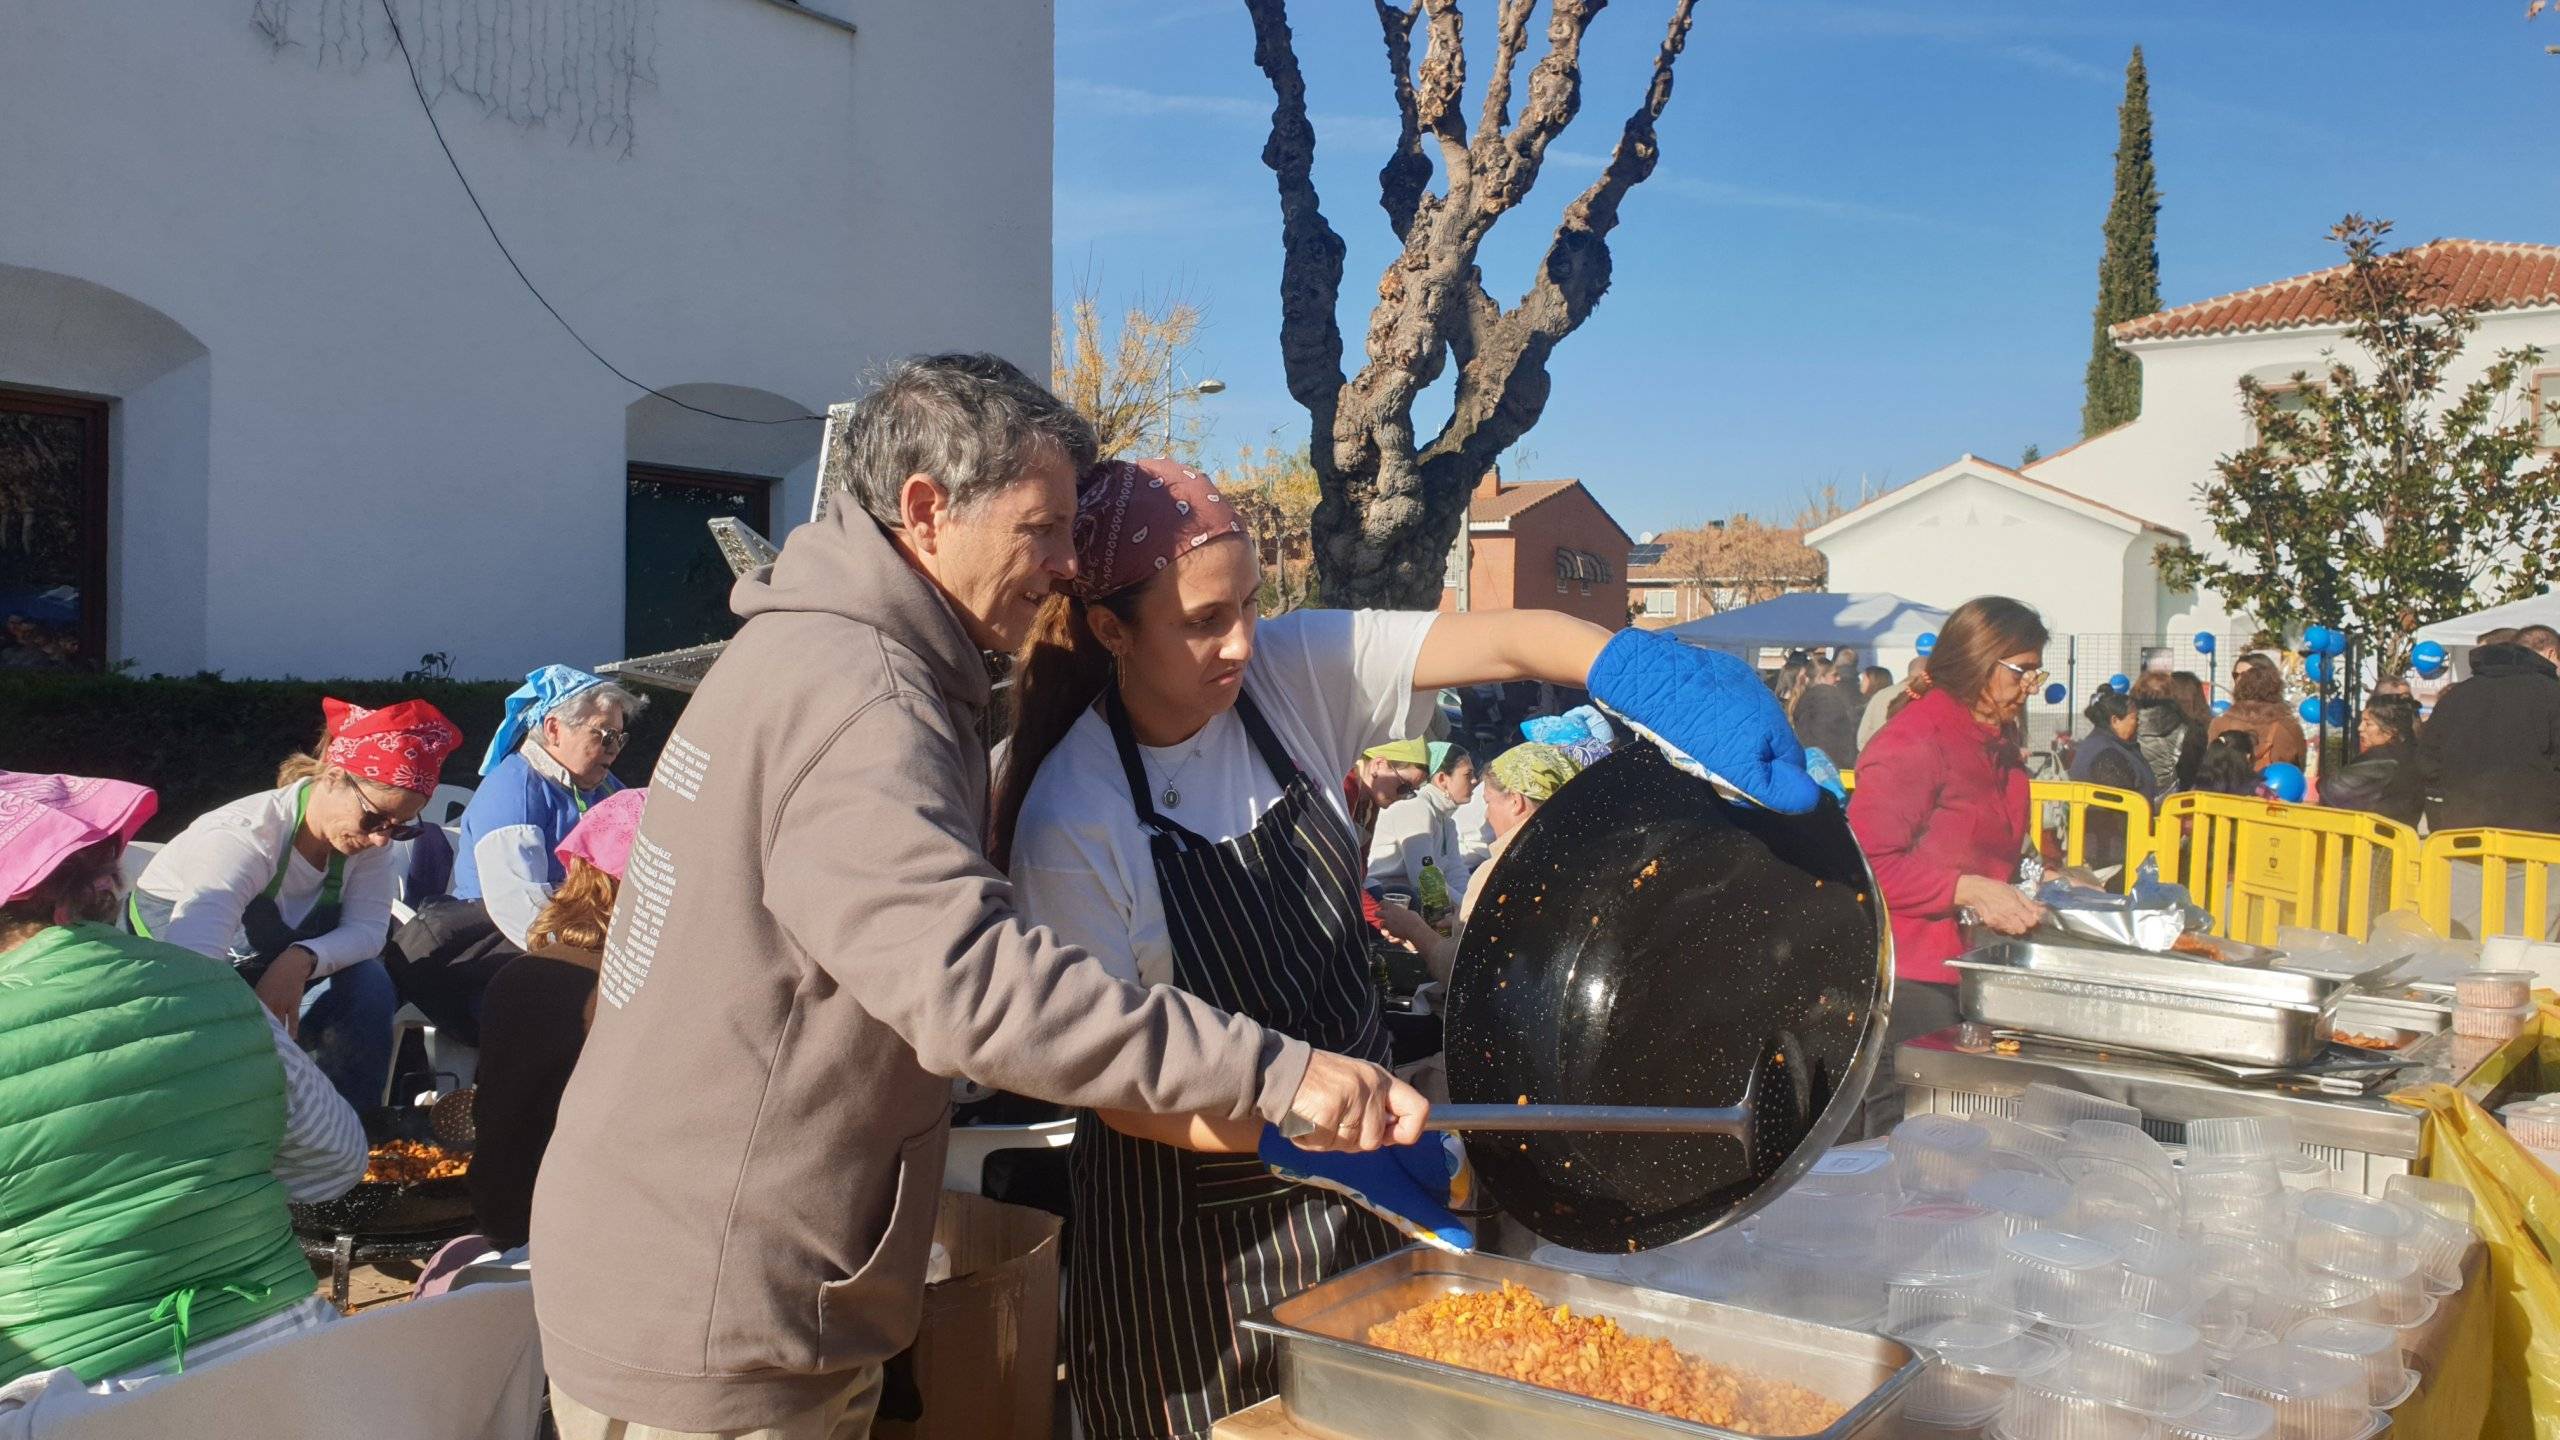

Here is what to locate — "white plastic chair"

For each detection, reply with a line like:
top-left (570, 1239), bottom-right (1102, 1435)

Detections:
top-left (425, 783), bottom-right (476, 827)
top-left (1, 1280), bottom-right (543, 1440)
top-left (115, 839), bottom-right (164, 891)
top-left (386, 1002), bottom-right (477, 1105)
top-left (942, 1117), bottom-right (1077, 1196)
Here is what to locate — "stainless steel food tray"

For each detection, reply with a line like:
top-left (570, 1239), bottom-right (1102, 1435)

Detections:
top-left (1951, 940), bottom-right (2340, 1068)
top-left (1240, 1247), bottom-right (1917, 1440)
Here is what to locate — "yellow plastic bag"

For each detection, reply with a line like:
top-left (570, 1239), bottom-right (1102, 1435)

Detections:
top-left (2390, 996), bottom-right (2560, 1439)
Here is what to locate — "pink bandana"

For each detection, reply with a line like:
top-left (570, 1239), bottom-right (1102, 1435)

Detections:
top-left (555, 787), bottom-right (648, 879)
top-left (1068, 457), bottom-right (1246, 601)
top-left (322, 697), bottom-right (464, 797)
top-left (0, 771), bottom-right (157, 906)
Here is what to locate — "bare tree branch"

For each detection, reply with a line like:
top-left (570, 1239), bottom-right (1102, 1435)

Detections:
top-left (1473, 0), bottom-right (1537, 150)
top-left (1426, 0), bottom-right (1695, 476)
top-left (1248, 0), bottom-right (1700, 605)
top-left (1374, 1), bottom-right (1431, 241)
top-left (1244, 0), bottom-right (1350, 426)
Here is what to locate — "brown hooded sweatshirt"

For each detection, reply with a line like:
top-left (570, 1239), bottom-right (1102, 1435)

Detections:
top-left (530, 502), bottom-right (1311, 1430)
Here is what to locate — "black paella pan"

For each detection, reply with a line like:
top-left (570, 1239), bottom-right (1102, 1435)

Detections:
top-left (1445, 741), bottom-right (1891, 1253)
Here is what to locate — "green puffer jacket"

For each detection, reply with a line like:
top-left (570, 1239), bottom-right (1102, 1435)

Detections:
top-left (0, 922), bottom-right (314, 1384)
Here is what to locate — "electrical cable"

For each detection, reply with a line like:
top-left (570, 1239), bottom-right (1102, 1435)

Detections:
top-left (375, 0), bottom-right (821, 425)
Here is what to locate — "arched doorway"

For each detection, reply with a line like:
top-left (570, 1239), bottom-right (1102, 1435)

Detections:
top-left (622, 384), bottom-right (823, 658)
top-left (0, 263), bottom-right (210, 673)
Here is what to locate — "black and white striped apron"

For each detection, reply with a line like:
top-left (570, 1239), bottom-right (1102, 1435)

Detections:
top-left (1067, 686), bottom-right (1401, 1440)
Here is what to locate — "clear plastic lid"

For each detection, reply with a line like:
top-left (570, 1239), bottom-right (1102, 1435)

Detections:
top-left (2184, 1115), bottom-right (2297, 1166)
top-left (1885, 1272), bottom-right (2024, 1346)
top-left (2295, 1191), bottom-right (2410, 1280)
top-left (2217, 1342), bottom-right (2373, 1440)
top-left (2066, 1313), bottom-right (2213, 1415)
top-left (1896, 1116), bottom-right (1997, 1199)
top-left (2454, 969), bottom-right (2536, 1007)
top-left (2285, 1316), bottom-right (2418, 1410)
top-left (2161, 1393), bottom-right (2277, 1440)
top-left (1994, 1231), bottom-right (2127, 1329)
top-left (1886, 1205), bottom-right (2008, 1279)
top-left (2018, 1083), bottom-right (2144, 1137)
top-left (2062, 1120), bottom-right (2179, 1190)
top-left (1971, 1169), bottom-right (2076, 1235)
top-left (1992, 1376), bottom-right (2159, 1440)
top-left (2383, 1198), bottom-right (2473, 1295)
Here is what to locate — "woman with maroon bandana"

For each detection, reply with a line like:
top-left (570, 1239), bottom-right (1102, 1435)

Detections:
top-left (992, 458), bottom-right (1813, 1440)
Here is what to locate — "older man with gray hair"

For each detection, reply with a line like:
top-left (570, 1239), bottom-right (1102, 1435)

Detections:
top-left (531, 354), bottom-right (1425, 1440)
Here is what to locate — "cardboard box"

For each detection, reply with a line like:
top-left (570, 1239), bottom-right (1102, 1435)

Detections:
top-left (874, 1191), bottom-right (1062, 1440)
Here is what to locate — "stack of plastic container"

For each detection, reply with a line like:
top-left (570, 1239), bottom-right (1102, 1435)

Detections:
top-left (2496, 1095), bottom-right (2560, 1174)
top-left (1613, 1081), bottom-right (2481, 1439)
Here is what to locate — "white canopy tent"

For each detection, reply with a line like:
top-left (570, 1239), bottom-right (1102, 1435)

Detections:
top-left (1664, 591), bottom-right (1951, 678)
top-left (2413, 589), bottom-right (2560, 678)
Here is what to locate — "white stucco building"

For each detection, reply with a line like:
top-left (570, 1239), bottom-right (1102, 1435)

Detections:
top-left (0, 0), bottom-right (1052, 679)
top-left (1812, 240), bottom-right (2560, 649)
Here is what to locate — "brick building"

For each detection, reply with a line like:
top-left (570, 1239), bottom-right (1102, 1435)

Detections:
top-left (1439, 471), bottom-right (1633, 631)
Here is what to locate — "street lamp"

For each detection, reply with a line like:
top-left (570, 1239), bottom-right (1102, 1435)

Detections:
top-left (1165, 373), bottom-right (1225, 450)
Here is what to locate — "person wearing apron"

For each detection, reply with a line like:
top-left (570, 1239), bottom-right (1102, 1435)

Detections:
top-left (996, 459), bottom-right (1822, 1439)
top-left (129, 697), bottom-right (461, 1111)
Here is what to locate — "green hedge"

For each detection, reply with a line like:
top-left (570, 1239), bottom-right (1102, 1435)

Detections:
top-left (0, 672), bottom-right (684, 841)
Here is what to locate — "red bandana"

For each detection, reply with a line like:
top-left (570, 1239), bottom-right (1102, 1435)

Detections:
top-left (1068, 458), bottom-right (1246, 602)
top-left (322, 697), bottom-right (464, 797)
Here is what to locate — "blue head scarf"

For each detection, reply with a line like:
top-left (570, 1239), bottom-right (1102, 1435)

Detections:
top-left (479, 664), bottom-right (609, 777)
top-left (1562, 705), bottom-right (1617, 746)
top-left (1521, 714), bottom-right (1592, 747)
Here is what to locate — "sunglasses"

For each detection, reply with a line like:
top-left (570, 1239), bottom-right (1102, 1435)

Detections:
top-left (581, 723), bottom-right (630, 750)
top-left (348, 783), bottom-right (426, 841)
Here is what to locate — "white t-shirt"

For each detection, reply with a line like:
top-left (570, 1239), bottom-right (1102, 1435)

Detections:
top-left (132, 782), bottom-right (396, 978)
top-left (1010, 609), bottom-right (1439, 988)
top-left (1366, 784), bottom-right (1473, 904)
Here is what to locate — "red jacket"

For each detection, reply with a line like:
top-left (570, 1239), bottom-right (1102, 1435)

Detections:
top-left (1848, 687), bottom-right (2032, 984)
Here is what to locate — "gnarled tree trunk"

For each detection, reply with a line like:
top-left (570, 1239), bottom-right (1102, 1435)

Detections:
top-left (1243, 0), bottom-right (1698, 607)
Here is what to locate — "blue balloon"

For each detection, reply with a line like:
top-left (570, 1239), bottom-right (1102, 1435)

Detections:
top-left (2108, 673), bottom-right (2130, 694)
top-left (2324, 698), bottom-right (2350, 727)
top-left (2194, 632), bottom-right (2217, 655)
top-left (2304, 652), bottom-right (2335, 685)
top-left (2043, 682), bottom-right (2067, 705)
top-left (2261, 762), bottom-right (2307, 804)
top-left (2302, 625), bottom-right (2332, 655)
top-left (1917, 632), bottom-right (1937, 656)
top-left (2211, 699), bottom-right (2233, 716)
top-left (2321, 629), bottom-right (2349, 657)
top-left (2298, 697), bottom-right (2324, 724)
top-left (2412, 640), bottom-right (2448, 677)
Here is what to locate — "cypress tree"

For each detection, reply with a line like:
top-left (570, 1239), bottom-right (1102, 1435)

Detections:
top-left (2083, 46), bottom-right (2162, 437)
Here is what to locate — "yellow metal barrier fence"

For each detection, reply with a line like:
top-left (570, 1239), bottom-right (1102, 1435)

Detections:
top-left (2420, 828), bottom-right (2560, 942)
top-left (2152, 792), bottom-right (2420, 944)
top-left (2032, 782), bottom-right (2156, 883)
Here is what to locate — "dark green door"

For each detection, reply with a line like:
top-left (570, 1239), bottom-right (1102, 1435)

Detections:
top-left (624, 464), bottom-right (774, 657)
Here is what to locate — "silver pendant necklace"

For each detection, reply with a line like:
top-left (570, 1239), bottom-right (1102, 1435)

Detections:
top-left (1148, 740), bottom-right (1207, 809)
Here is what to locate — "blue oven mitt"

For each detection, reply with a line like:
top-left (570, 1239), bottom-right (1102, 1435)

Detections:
top-left (1258, 1128), bottom-right (1476, 1254)
top-left (1585, 628), bottom-right (1822, 814)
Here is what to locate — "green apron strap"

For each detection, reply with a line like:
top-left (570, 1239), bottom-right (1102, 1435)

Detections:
top-left (267, 782), bottom-right (346, 910)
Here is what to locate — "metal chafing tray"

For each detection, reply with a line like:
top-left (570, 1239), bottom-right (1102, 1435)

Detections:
top-left (1240, 1248), bottom-right (1918, 1440)
top-left (1951, 940), bottom-right (2344, 1068)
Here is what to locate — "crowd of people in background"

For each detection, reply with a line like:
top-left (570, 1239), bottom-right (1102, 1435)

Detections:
top-left (4, 351), bottom-right (2556, 1435)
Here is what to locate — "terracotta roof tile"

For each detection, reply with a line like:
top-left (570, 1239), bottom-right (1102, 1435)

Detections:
top-left (1470, 477), bottom-right (1579, 523)
top-left (2112, 239), bottom-right (2560, 343)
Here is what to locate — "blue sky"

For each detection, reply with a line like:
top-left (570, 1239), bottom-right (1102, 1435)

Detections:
top-left (1054, 1), bottom-right (2560, 537)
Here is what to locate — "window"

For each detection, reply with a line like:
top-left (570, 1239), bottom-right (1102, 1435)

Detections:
top-left (2536, 371), bottom-right (2560, 450)
top-left (0, 387), bottom-right (110, 670)
top-left (1555, 549), bottom-right (1573, 594)
top-left (1443, 534), bottom-right (1466, 588)
top-left (1638, 587), bottom-right (1678, 617)
top-left (625, 464), bottom-right (775, 657)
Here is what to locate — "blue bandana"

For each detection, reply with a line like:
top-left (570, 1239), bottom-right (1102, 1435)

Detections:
top-left (478, 664), bottom-right (608, 777)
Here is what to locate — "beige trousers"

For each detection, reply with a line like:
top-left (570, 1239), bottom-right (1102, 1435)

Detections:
top-left (549, 1368), bottom-right (883, 1440)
